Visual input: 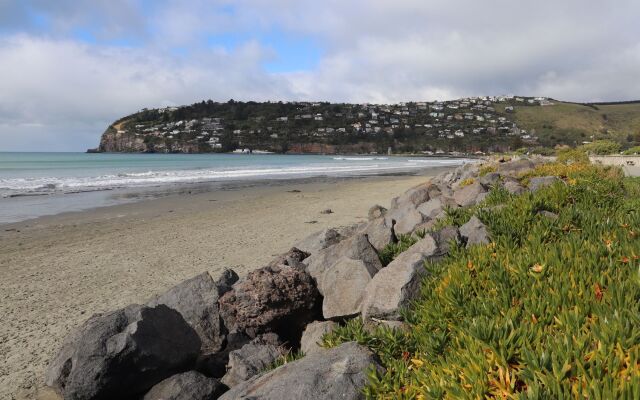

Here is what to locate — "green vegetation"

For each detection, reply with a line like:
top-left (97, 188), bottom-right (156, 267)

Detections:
top-left (623, 146), bottom-right (640, 155)
top-left (510, 101), bottom-right (640, 149)
top-left (264, 350), bottom-right (305, 372)
top-left (324, 162), bottom-right (640, 398)
top-left (579, 139), bottom-right (622, 155)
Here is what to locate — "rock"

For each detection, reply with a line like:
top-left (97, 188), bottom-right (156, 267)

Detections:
top-left (218, 342), bottom-right (383, 400)
top-left (143, 371), bottom-right (224, 400)
top-left (391, 182), bottom-right (433, 208)
top-left (417, 196), bottom-right (457, 219)
top-left (320, 208), bottom-right (333, 214)
top-left (431, 225), bottom-right (461, 258)
top-left (45, 304), bottom-right (201, 400)
top-left (358, 217), bottom-right (396, 251)
top-left (528, 176), bottom-right (561, 192)
top-left (502, 179), bottom-right (526, 195)
top-left (216, 268), bottom-right (240, 295)
top-left (538, 210), bottom-right (559, 220)
top-left (294, 228), bottom-right (343, 255)
top-left (221, 337), bottom-right (285, 388)
top-left (453, 181), bottom-right (487, 207)
top-left (496, 159), bottom-right (535, 176)
top-left (321, 257), bottom-right (375, 319)
top-left (479, 172), bottom-right (501, 187)
top-left (147, 272), bottom-right (226, 354)
top-left (361, 235), bottom-right (437, 320)
top-left (368, 204), bottom-right (387, 220)
top-left (303, 234), bottom-right (382, 292)
top-left (219, 264), bottom-right (321, 343)
top-left (300, 321), bottom-right (337, 355)
top-left (267, 247), bottom-right (310, 269)
top-left (460, 216), bottom-right (491, 247)
top-left (197, 332), bottom-right (251, 378)
top-left (385, 205), bottom-right (425, 235)
top-left (475, 191), bottom-right (489, 204)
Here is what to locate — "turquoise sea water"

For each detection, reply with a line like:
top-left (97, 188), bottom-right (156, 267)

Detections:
top-left (0, 152), bottom-right (468, 223)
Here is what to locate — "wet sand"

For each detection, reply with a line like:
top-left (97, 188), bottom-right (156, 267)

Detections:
top-left (0, 171), bottom-right (448, 399)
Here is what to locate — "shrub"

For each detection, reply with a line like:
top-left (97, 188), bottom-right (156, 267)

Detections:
top-left (579, 139), bottom-right (622, 155)
top-left (556, 148), bottom-right (590, 164)
top-left (623, 146), bottom-right (640, 155)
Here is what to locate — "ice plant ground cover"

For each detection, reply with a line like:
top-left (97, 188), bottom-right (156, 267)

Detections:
top-left (324, 160), bottom-right (640, 398)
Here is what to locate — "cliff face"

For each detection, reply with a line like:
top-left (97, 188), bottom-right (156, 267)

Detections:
top-left (98, 128), bottom-right (148, 152)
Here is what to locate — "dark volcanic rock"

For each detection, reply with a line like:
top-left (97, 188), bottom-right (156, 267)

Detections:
top-left (143, 371), bottom-right (225, 400)
top-left (147, 271), bottom-right (228, 354)
top-left (219, 264), bottom-right (321, 343)
top-left (218, 342), bottom-right (384, 400)
top-left (45, 304), bottom-right (201, 400)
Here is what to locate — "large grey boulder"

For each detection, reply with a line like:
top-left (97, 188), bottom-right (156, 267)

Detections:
top-left (219, 264), bottom-right (321, 341)
top-left (321, 257), bottom-right (375, 319)
top-left (528, 176), bottom-right (561, 192)
top-left (361, 235), bottom-right (437, 320)
top-left (460, 216), bottom-right (491, 247)
top-left (303, 234), bottom-right (382, 292)
top-left (497, 159), bottom-right (535, 176)
top-left (293, 229), bottom-right (342, 255)
top-left (391, 182), bottom-right (433, 209)
top-left (143, 371), bottom-right (224, 400)
top-left (357, 217), bottom-right (395, 251)
top-left (219, 342), bottom-right (384, 400)
top-left (385, 205), bottom-right (425, 235)
top-left (221, 335), bottom-right (284, 388)
top-left (479, 172), bottom-right (501, 187)
top-left (502, 179), bottom-right (526, 195)
top-left (300, 321), bottom-right (337, 355)
top-left (45, 305), bottom-right (201, 400)
top-left (453, 181), bottom-right (487, 207)
top-left (417, 196), bottom-right (457, 219)
top-left (147, 271), bottom-right (230, 354)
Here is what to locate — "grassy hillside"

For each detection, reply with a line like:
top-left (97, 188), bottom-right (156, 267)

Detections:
top-left (497, 101), bottom-right (640, 148)
top-left (324, 162), bottom-right (640, 398)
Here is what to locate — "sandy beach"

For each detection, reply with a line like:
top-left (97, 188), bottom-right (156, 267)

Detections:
top-left (0, 171), bottom-right (448, 399)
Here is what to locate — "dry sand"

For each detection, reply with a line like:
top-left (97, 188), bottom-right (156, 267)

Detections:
top-left (0, 172), bottom-right (443, 399)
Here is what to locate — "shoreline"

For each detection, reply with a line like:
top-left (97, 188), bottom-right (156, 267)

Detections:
top-left (0, 168), bottom-right (453, 399)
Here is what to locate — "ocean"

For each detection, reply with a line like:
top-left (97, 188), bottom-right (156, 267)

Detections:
top-left (0, 152), bottom-right (468, 224)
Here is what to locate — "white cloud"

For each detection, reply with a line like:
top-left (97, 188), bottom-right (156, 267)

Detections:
top-left (1, 0), bottom-right (639, 150)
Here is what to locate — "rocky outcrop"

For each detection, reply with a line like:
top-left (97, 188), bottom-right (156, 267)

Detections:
top-left (453, 181), bottom-right (487, 207)
top-left (219, 264), bottom-right (321, 342)
top-left (143, 371), bottom-right (224, 400)
top-left (45, 304), bottom-right (201, 400)
top-left (218, 342), bottom-right (384, 400)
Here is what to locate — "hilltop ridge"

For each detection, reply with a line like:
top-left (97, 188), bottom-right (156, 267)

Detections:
top-left (94, 97), bottom-right (640, 154)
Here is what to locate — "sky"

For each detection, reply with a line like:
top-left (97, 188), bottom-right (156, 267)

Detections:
top-left (1, 1), bottom-right (639, 151)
